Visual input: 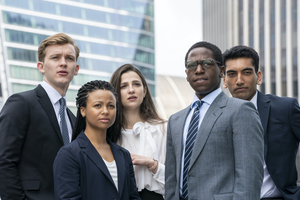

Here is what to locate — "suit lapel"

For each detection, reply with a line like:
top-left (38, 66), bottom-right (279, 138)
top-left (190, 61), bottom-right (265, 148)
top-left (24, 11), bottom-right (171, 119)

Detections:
top-left (173, 107), bottom-right (191, 182)
top-left (35, 85), bottom-right (64, 145)
top-left (67, 108), bottom-right (76, 127)
top-left (109, 140), bottom-right (125, 197)
top-left (257, 91), bottom-right (270, 159)
top-left (189, 92), bottom-right (226, 170)
top-left (78, 133), bottom-right (116, 188)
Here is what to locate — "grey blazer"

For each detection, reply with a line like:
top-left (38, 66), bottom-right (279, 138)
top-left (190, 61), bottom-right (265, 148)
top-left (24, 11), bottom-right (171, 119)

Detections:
top-left (165, 91), bottom-right (264, 200)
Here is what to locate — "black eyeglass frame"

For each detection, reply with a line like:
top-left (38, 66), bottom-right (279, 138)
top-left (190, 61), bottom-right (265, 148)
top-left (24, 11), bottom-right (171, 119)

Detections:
top-left (185, 59), bottom-right (221, 71)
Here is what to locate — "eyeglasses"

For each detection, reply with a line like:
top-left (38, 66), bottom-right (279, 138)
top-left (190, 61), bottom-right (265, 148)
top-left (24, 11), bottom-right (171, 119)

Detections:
top-left (186, 59), bottom-right (221, 71)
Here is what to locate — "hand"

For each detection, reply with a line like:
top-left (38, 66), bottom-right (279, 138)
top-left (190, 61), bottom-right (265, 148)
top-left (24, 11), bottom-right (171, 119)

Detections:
top-left (131, 154), bottom-right (158, 174)
top-left (131, 154), bottom-right (153, 167)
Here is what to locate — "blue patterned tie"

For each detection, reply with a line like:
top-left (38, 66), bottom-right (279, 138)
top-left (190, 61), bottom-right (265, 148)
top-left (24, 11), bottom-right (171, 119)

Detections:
top-left (59, 98), bottom-right (70, 145)
top-left (182, 100), bottom-right (202, 199)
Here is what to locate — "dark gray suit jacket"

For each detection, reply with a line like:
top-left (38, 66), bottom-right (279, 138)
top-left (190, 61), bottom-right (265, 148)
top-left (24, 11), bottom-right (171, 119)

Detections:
top-left (165, 91), bottom-right (264, 200)
top-left (0, 85), bottom-right (76, 200)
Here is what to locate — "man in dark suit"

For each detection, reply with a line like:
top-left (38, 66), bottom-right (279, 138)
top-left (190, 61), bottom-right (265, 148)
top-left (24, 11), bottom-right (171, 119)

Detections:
top-left (223, 45), bottom-right (300, 200)
top-left (0, 33), bottom-right (80, 200)
top-left (165, 41), bottom-right (264, 200)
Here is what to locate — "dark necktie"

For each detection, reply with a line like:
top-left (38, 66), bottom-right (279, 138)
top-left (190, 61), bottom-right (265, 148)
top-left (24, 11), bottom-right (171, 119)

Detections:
top-left (182, 100), bottom-right (202, 199)
top-left (59, 98), bottom-right (69, 145)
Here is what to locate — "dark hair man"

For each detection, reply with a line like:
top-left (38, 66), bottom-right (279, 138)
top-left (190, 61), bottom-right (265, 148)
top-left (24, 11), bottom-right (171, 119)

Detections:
top-left (223, 45), bottom-right (300, 200)
top-left (165, 41), bottom-right (264, 200)
top-left (0, 33), bottom-right (80, 200)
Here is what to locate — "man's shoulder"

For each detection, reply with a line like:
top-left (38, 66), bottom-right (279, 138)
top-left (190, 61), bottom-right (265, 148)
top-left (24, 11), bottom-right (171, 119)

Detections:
top-left (227, 96), bottom-right (254, 108)
top-left (169, 106), bottom-right (190, 121)
top-left (260, 93), bottom-right (298, 110)
top-left (7, 85), bottom-right (42, 100)
top-left (265, 93), bottom-right (296, 103)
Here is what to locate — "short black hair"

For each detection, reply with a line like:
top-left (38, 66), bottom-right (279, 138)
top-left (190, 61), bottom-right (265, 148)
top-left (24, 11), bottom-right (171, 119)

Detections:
top-left (184, 41), bottom-right (223, 67)
top-left (223, 45), bottom-right (259, 73)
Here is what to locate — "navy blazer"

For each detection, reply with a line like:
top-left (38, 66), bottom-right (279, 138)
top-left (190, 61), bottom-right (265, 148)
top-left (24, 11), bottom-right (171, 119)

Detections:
top-left (53, 131), bottom-right (140, 200)
top-left (257, 91), bottom-right (300, 200)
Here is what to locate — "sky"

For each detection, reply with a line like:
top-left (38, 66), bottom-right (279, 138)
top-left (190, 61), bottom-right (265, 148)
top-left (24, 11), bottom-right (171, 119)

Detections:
top-left (154, 0), bottom-right (203, 77)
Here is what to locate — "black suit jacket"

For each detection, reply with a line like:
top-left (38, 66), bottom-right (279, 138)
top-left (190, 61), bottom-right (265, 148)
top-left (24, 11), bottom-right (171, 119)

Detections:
top-left (0, 85), bottom-right (76, 200)
top-left (53, 131), bottom-right (140, 200)
top-left (257, 91), bottom-right (300, 200)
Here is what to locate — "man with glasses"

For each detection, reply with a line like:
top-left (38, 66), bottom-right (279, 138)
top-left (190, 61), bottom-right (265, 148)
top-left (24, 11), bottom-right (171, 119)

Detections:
top-left (223, 45), bottom-right (300, 200)
top-left (165, 41), bottom-right (264, 200)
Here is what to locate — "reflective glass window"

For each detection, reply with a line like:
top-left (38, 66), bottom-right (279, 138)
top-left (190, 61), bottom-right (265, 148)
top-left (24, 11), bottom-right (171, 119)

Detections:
top-left (1, 0), bottom-right (153, 31)
top-left (7, 47), bottom-right (37, 62)
top-left (6, 48), bottom-right (153, 81)
top-left (11, 83), bottom-right (36, 93)
top-left (10, 65), bottom-right (42, 81)
top-left (72, 74), bottom-right (110, 86)
top-left (5, 29), bottom-right (48, 45)
top-left (68, 0), bottom-right (154, 17)
top-left (3, 12), bottom-right (154, 49)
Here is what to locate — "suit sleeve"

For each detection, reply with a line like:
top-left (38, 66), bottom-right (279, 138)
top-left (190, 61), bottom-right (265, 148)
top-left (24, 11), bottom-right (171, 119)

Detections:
top-left (232, 101), bottom-right (264, 199)
top-left (165, 117), bottom-right (177, 200)
top-left (289, 98), bottom-right (300, 142)
top-left (53, 145), bottom-right (82, 200)
top-left (0, 94), bottom-right (30, 200)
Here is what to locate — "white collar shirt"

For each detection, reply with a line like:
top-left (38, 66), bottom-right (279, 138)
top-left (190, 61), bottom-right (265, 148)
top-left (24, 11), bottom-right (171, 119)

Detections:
top-left (41, 81), bottom-right (72, 143)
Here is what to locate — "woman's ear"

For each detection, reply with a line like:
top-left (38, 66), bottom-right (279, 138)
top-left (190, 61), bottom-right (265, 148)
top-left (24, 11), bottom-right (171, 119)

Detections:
top-left (80, 107), bottom-right (86, 118)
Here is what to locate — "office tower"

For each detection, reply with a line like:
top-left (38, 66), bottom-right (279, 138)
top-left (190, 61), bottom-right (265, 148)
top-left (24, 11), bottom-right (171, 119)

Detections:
top-left (0, 0), bottom-right (155, 112)
top-left (203, 0), bottom-right (299, 100)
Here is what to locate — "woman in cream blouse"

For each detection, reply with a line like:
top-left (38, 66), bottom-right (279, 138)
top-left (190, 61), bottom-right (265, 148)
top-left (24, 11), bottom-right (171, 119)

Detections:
top-left (109, 64), bottom-right (167, 200)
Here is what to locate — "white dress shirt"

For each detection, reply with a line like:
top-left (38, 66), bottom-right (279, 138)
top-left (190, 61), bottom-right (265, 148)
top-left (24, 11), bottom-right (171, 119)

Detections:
top-left (180, 88), bottom-right (222, 195)
top-left (119, 121), bottom-right (167, 195)
top-left (250, 91), bottom-right (282, 198)
top-left (41, 81), bottom-right (72, 142)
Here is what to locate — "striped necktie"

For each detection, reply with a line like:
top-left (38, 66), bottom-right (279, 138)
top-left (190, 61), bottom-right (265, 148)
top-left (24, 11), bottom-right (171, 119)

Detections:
top-left (182, 100), bottom-right (202, 199)
top-left (59, 98), bottom-right (70, 145)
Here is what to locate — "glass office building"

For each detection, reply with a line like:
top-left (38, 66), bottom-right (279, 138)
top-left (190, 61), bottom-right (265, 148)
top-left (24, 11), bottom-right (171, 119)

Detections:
top-left (0, 0), bottom-right (155, 112)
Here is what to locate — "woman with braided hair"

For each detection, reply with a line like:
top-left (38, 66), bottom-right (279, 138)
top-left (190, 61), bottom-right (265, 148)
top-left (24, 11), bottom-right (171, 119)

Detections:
top-left (53, 80), bottom-right (140, 200)
top-left (109, 64), bottom-right (167, 200)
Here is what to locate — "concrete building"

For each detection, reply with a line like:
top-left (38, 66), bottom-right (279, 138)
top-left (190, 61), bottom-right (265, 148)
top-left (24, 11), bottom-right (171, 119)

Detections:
top-left (156, 75), bottom-right (194, 120)
top-left (0, 0), bottom-right (155, 112)
top-left (203, 0), bottom-right (300, 100)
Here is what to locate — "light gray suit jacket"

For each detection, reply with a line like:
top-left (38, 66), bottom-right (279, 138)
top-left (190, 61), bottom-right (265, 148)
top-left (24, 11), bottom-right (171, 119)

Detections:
top-left (165, 91), bottom-right (264, 200)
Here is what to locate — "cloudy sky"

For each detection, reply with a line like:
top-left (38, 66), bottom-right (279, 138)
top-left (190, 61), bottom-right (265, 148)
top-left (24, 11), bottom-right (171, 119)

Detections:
top-left (154, 0), bottom-right (203, 77)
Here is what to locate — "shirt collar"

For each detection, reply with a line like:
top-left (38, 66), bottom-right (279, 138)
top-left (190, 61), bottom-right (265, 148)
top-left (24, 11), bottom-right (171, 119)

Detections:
top-left (41, 81), bottom-right (65, 104)
top-left (190, 88), bottom-right (222, 108)
top-left (250, 90), bottom-right (258, 109)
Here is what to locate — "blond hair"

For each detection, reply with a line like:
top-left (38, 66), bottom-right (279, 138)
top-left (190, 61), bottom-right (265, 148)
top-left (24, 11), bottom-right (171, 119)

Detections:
top-left (38, 33), bottom-right (80, 62)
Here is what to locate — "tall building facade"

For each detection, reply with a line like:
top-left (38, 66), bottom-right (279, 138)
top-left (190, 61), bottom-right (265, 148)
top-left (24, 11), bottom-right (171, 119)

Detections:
top-left (203, 0), bottom-right (300, 101)
top-left (0, 0), bottom-right (155, 112)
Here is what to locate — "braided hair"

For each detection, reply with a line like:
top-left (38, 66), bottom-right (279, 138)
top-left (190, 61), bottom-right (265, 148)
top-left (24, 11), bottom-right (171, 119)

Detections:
top-left (72, 80), bottom-right (117, 141)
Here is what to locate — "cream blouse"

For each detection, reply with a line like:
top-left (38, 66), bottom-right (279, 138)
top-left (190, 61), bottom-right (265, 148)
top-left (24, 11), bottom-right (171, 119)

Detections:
top-left (119, 121), bottom-right (167, 195)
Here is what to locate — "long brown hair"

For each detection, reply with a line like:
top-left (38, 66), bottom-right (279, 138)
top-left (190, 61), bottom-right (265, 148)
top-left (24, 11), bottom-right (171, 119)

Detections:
top-left (108, 64), bottom-right (164, 143)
